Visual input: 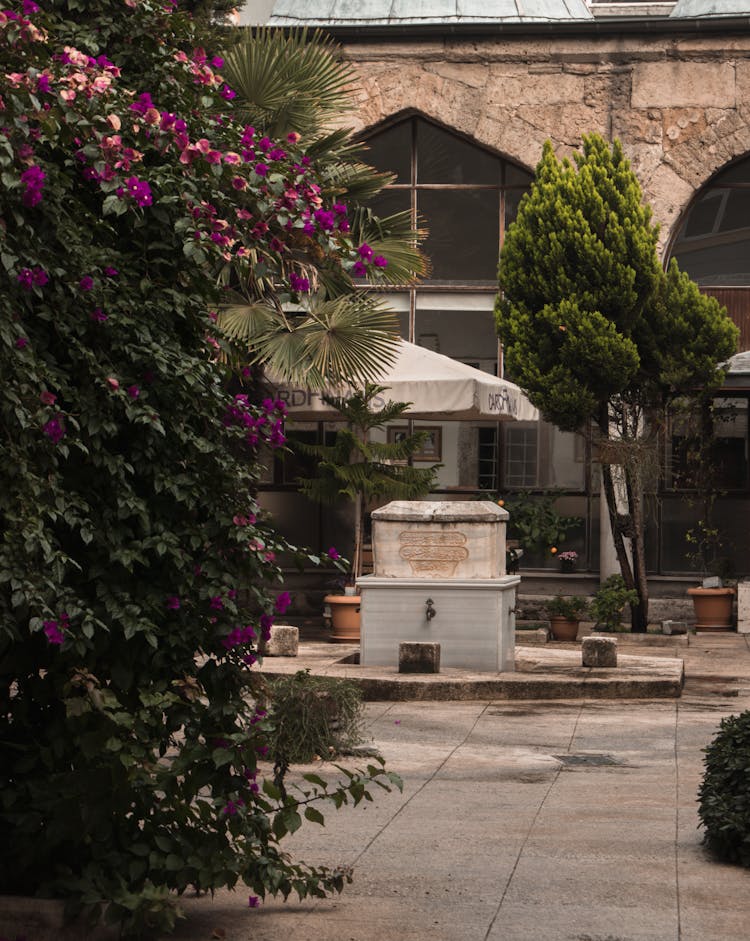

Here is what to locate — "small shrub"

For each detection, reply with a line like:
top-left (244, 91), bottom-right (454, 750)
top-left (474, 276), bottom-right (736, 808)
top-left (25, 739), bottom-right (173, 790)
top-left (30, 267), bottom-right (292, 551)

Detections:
top-left (698, 710), bottom-right (750, 866)
top-left (547, 595), bottom-right (589, 620)
top-left (590, 575), bottom-right (638, 631)
top-left (268, 670), bottom-right (367, 764)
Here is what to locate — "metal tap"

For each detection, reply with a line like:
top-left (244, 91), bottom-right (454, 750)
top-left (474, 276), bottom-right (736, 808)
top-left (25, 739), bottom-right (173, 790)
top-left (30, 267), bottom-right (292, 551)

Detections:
top-left (425, 598), bottom-right (436, 621)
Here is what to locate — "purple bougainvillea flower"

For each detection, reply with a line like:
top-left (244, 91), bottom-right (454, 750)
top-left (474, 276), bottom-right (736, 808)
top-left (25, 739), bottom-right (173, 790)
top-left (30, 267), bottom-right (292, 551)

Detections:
top-left (126, 385), bottom-right (140, 399)
top-left (254, 162), bottom-right (268, 177)
top-left (79, 275), bottom-right (94, 291)
top-left (352, 261), bottom-right (367, 278)
top-left (33, 267), bottom-right (48, 286)
top-left (248, 896), bottom-right (260, 909)
top-left (209, 596), bottom-right (224, 611)
top-left (327, 546), bottom-right (340, 561)
top-left (289, 272), bottom-right (310, 293)
top-left (90, 308), bottom-right (108, 323)
top-left (357, 242), bottom-right (373, 261)
top-left (374, 255), bottom-right (388, 268)
top-left (274, 591), bottom-right (291, 615)
top-left (166, 596), bottom-right (181, 610)
top-left (43, 619), bottom-right (64, 645)
top-left (220, 85), bottom-right (236, 100)
top-left (17, 269), bottom-right (33, 289)
top-left (43, 417), bottom-right (65, 444)
top-left (40, 390), bottom-right (57, 406)
top-left (16, 337), bottom-right (29, 349)
top-left (104, 266), bottom-right (119, 278)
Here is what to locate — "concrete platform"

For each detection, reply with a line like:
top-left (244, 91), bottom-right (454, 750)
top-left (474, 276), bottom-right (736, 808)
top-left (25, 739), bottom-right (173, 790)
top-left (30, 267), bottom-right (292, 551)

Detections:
top-left (256, 642), bottom-right (685, 700)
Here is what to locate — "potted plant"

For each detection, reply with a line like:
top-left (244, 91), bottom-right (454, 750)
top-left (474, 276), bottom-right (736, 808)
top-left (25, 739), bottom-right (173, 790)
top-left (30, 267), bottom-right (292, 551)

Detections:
top-left (558, 550), bottom-right (578, 573)
top-left (298, 383), bottom-right (439, 642)
top-left (590, 574), bottom-right (638, 632)
top-left (497, 491), bottom-right (581, 569)
top-left (546, 595), bottom-right (589, 641)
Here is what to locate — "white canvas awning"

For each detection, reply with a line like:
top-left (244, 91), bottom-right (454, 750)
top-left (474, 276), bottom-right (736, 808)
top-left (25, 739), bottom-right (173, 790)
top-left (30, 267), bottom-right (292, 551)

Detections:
top-left (267, 339), bottom-right (539, 422)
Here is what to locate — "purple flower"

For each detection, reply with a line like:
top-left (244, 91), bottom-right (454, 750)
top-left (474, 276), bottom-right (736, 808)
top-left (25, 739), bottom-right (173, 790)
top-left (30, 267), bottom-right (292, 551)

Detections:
top-left (125, 176), bottom-right (153, 207)
top-left (104, 266), bottom-right (119, 278)
top-left (352, 261), bottom-right (367, 278)
top-left (209, 595), bottom-right (224, 611)
top-left (248, 896), bottom-right (260, 908)
top-left (90, 308), bottom-right (108, 323)
top-left (289, 272), bottom-right (310, 293)
top-left (254, 163), bottom-right (268, 177)
top-left (43, 417), bottom-right (65, 444)
top-left (37, 74), bottom-right (51, 94)
top-left (21, 165), bottom-right (46, 207)
top-left (126, 385), bottom-right (140, 399)
top-left (23, 0), bottom-right (41, 12)
top-left (129, 92), bottom-right (155, 116)
top-left (15, 337), bottom-right (29, 349)
top-left (211, 56), bottom-right (224, 68)
top-left (374, 255), bottom-right (388, 268)
top-left (33, 267), bottom-right (48, 286)
top-left (327, 546), bottom-right (340, 561)
top-left (357, 243), bottom-right (373, 261)
top-left (274, 591), bottom-right (291, 615)
top-left (220, 85), bottom-right (236, 100)
top-left (43, 619), bottom-right (64, 645)
top-left (166, 596), bottom-right (180, 610)
top-left (17, 269), bottom-right (33, 289)
top-left (79, 275), bottom-right (94, 291)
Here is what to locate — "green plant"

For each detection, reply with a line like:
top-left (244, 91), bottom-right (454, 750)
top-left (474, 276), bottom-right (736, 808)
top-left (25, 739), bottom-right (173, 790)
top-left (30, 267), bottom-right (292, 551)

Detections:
top-left (499, 492), bottom-right (580, 557)
top-left (297, 383), bottom-right (439, 580)
top-left (268, 670), bottom-right (366, 765)
top-left (0, 4), bottom-right (402, 935)
top-left (497, 134), bottom-right (738, 630)
top-left (590, 575), bottom-right (639, 631)
top-left (698, 710), bottom-right (750, 867)
top-left (547, 595), bottom-right (589, 620)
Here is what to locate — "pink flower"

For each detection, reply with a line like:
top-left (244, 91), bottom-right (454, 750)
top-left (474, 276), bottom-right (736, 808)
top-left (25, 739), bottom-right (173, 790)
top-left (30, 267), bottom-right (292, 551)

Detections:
top-left (106, 377), bottom-right (120, 390)
top-left (40, 391), bottom-right (57, 406)
top-left (90, 308), bottom-right (108, 323)
top-left (127, 385), bottom-right (140, 399)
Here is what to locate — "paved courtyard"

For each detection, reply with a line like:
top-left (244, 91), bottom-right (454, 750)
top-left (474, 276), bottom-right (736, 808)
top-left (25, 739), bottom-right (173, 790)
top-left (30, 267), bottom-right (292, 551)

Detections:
top-left (171, 636), bottom-right (750, 941)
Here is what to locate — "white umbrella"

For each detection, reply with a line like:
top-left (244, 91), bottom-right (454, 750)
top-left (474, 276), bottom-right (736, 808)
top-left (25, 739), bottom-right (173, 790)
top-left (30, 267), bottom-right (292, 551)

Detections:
top-left (267, 339), bottom-right (538, 422)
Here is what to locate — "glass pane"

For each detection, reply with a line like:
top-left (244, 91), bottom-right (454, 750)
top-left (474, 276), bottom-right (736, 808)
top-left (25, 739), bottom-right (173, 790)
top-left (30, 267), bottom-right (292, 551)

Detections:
top-left (718, 188), bottom-right (750, 233)
top-left (684, 190), bottom-right (723, 238)
top-left (536, 424), bottom-right (586, 490)
top-left (712, 155), bottom-right (750, 185)
top-left (414, 306), bottom-right (498, 371)
top-left (505, 164), bottom-right (534, 187)
top-left (477, 427), bottom-right (499, 491)
top-left (363, 121), bottom-right (412, 183)
top-left (416, 119), bottom-right (499, 184)
top-left (368, 189), bottom-right (410, 221)
top-left (504, 188), bottom-right (528, 232)
top-left (503, 423), bottom-right (538, 487)
top-left (419, 189), bottom-right (500, 281)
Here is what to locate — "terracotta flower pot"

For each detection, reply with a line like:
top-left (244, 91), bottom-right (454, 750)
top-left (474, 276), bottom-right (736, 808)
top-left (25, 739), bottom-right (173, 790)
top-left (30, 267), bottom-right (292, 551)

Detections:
top-left (687, 587), bottom-right (735, 632)
top-left (549, 615), bottom-right (580, 642)
top-left (324, 594), bottom-right (361, 643)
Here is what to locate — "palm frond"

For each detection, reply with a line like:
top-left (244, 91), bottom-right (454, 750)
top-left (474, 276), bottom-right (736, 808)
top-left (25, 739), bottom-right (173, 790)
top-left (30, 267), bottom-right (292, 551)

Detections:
top-left (349, 207), bottom-right (429, 284)
top-left (222, 28), bottom-right (356, 137)
top-left (300, 295), bottom-right (400, 385)
top-left (217, 301), bottom-right (282, 345)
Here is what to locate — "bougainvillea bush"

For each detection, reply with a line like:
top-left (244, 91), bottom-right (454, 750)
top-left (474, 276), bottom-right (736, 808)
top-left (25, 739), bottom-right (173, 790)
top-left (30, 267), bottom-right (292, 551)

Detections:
top-left (0, 1), bottom-right (399, 934)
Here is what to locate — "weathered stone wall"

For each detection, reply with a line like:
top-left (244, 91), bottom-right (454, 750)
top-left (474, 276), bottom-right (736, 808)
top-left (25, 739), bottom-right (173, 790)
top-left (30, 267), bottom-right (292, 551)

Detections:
top-left (342, 30), bottom-right (750, 252)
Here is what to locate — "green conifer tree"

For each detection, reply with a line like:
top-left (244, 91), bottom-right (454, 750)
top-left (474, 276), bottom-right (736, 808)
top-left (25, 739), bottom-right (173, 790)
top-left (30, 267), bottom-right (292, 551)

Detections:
top-left (496, 135), bottom-right (738, 631)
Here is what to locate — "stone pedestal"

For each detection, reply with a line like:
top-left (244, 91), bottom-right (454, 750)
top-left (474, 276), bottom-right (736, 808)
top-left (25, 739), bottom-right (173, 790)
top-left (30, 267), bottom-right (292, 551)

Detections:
top-left (399, 642), bottom-right (441, 673)
top-left (359, 501), bottom-right (517, 672)
top-left (265, 625), bottom-right (299, 656)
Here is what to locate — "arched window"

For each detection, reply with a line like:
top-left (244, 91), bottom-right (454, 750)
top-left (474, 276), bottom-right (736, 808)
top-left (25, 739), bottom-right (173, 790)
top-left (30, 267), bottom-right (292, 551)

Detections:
top-left (670, 155), bottom-right (750, 349)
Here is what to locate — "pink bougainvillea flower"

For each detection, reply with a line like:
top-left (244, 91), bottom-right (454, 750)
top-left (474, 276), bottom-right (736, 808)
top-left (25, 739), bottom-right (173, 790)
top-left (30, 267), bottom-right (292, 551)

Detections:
top-left (126, 385), bottom-right (140, 399)
top-left (106, 377), bottom-right (120, 390)
top-left (90, 308), bottom-right (108, 323)
top-left (40, 391), bottom-right (57, 406)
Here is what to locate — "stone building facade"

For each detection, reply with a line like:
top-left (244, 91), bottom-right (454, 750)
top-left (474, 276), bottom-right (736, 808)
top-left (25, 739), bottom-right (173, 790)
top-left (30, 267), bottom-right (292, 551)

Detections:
top-left (256, 1), bottom-right (750, 584)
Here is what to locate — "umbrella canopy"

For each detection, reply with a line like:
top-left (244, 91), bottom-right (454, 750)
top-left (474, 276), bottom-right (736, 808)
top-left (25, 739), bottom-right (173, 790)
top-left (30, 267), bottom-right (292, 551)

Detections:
top-left (267, 339), bottom-right (539, 422)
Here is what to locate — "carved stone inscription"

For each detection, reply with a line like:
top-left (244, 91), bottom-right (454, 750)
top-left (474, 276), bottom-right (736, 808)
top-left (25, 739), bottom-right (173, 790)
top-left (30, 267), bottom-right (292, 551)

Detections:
top-left (398, 530), bottom-right (469, 577)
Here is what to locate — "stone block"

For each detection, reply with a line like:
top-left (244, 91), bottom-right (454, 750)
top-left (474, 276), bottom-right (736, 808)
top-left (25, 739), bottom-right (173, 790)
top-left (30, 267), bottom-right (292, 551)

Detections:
top-left (582, 636), bottom-right (618, 668)
top-left (265, 625), bottom-right (299, 657)
top-left (399, 642), bottom-right (441, 674)
top-left (632, 62), bottom-right (735, 109)
top-left (738, 581), bottom-right (750, 634)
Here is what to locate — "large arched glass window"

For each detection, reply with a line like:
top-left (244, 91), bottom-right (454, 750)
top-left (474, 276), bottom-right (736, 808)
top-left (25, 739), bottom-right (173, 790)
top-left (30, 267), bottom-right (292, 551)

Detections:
top-left (364, 115), bottom-right (533, 285)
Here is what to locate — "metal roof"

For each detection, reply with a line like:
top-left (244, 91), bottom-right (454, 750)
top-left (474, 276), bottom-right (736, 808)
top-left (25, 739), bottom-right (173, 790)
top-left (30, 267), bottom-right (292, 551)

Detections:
top-left (670, 0), bottom-right (750, 13)
top-left (268, 0), bottom-right (594, 25)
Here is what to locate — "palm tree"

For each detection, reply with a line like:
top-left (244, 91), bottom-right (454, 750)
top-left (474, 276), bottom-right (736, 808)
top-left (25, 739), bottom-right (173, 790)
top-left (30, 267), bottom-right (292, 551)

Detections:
top-left (216, 27), bottom-right (427, 387)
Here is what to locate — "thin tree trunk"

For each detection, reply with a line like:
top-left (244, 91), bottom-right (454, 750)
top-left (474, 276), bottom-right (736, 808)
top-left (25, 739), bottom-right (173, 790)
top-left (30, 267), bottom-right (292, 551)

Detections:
top-left (624, 466), bottom-right (649, 632)
top-left (599, 408), bottom-right (635, 592)
top-left (352, 491), bottom-right (363, 584)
